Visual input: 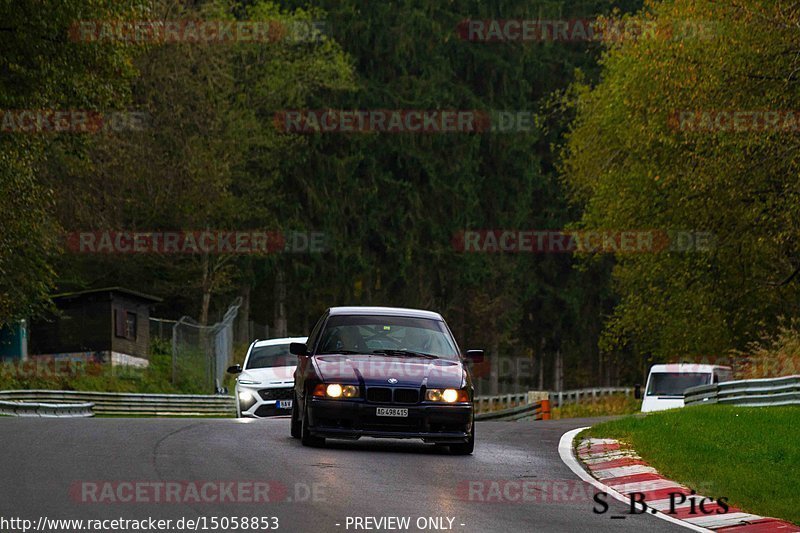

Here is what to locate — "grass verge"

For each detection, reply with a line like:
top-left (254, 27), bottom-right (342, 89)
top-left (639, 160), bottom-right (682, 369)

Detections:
top-left (583, 405), bottom-right (800, 525)
top-left (552, 394), bottom-right (641, 419)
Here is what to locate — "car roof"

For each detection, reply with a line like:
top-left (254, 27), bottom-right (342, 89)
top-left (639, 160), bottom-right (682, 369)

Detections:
top-left (649, 363), bottom-right (731, 373)
top-left (253, 336), bottom-right (307, 347)
top-left (328, 306), bottom-right (444, 320)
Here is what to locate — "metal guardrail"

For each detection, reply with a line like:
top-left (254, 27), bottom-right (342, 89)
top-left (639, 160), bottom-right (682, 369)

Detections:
top-left (0, 390), bottom-right (236, 417)
top-left (0, 400), bottom-right (95, 418)
top-left (475, 387), bottom-right (633, 421)
top-left (684, 375), bottom-right (800, 407)
top-left (474, 391), bottom-right (547, 414)
top-left (550, 387), bottom-right (633, 408)
top-left (475, 400), bottom-right (549, 421)
top-left (1, 386), bottom-right (637, 419)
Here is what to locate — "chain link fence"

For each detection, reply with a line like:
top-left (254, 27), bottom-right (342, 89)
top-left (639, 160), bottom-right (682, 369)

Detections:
top-left (170, 297), bottom-right (242, 394)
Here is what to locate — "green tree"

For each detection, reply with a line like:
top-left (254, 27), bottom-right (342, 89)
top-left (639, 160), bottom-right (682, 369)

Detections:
top-left (561, 0), bottom-right (800, 370)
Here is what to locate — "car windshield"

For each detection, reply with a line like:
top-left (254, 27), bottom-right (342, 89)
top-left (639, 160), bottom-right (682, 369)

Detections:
top-left (317, 315), bottom-right (459, 360)
top-left (646, 372), bottom-right (711, 397)
top-left (246, 344), bottom-right (295, 369)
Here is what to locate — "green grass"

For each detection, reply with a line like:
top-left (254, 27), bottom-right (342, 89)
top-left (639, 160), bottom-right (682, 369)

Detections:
top-left (0, 339), bottom-right (251, 395)
top-left (583, 405), bottom-right (800, 525)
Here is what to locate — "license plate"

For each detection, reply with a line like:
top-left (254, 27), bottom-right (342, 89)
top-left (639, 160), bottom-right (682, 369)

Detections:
top-left (376, 407), bottom-right (408, 417)
top-left (277, 400), bottom-right (293, 409)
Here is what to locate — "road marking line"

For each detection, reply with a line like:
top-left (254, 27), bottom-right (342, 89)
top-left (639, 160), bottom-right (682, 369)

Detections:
top-left (558, 428), bottom-right (713, 533)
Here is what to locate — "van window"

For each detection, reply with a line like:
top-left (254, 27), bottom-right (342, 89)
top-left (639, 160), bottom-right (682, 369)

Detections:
top-left (717, 369), bottom-right (733, 383)
top-left (646, 372), bottom-right (711, 397)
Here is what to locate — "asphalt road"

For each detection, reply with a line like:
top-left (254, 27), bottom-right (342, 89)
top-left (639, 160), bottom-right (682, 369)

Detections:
top-left (0, 417), bottom-right (686, 533)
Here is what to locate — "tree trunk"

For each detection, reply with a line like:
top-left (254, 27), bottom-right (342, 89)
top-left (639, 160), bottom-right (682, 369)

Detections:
top-left (553, 349), bottom-right (564, 392)
top-left (200, 253), bottom-right (211, 326)
top-left (273, 265), bottom-right (287, 337)
top-left (538, 337), bottom-right (545, 390)
top-left (237, 281), bottom-right (251, 344)
top-left (489, 338), bottom-right (500, 396)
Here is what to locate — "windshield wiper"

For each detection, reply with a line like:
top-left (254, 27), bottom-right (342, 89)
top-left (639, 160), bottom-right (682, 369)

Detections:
top-left (318, 350), bottom-right (360, 355)
top-left (371, 349), bottom-right (439, 359)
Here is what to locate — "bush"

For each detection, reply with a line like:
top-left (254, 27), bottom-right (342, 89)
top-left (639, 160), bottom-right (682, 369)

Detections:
top-left (551, 394), bottom-right (641, 419)
top-left (733, 320), bottom-right (800, 379)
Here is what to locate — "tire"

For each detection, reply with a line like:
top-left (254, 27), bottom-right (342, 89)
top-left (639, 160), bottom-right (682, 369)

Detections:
top-left (301, 395), bottom-right (325, 448)
top-left (290, 393), bottom-right (301, 439)
top-left (449, 420), bottom-right (475, 455)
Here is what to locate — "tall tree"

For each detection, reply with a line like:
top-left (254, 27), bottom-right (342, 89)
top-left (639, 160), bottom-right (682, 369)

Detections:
top-left (561, 0), bottom-right (800, 370)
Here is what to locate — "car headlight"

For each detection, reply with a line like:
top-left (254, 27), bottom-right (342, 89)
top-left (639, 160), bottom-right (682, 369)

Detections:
top-left (426, 388), bottom-right (469, 403)
top-left (238, 390), bottom-right (254, 402)
top-left (313, 383), bottom-right (359, 398)
top-left (237, 379), bottom-right (260, 385)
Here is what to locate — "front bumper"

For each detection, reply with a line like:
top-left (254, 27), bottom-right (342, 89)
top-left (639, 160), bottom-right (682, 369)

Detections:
top-left (307, 399), bottom-right (473, 443)
top-left (237, 387), bottom-right (294, 418)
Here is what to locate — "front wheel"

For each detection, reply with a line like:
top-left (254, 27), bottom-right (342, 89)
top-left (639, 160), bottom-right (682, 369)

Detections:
top-left (301, 395), bottom-right (325, 448)
top-left (290, 393), bottom-right (301, 439)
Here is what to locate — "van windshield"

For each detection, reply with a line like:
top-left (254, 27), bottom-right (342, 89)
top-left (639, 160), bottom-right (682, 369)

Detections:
top-left (646, 372), bottom-right (711, 397)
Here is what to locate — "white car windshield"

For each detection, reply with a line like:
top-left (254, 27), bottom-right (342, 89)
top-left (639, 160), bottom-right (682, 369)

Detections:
top-left (246, 344), bottom-right (295, 369)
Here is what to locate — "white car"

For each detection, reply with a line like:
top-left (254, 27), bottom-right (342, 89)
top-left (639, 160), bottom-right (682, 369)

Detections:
top-left (227, 337), bottom-right (307, 418)
top-left (640, 363), bottom-right (733, 412)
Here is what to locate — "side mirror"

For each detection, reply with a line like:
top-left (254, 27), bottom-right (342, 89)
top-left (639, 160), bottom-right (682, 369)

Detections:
top-left (227, 364), bottom-right (242, 375)
top-left (465, 350), bottom-right (485, 364)
top-left (634, 383), bottom-right (642, 400)
top-left (290, 342), bottom-right (309, 356)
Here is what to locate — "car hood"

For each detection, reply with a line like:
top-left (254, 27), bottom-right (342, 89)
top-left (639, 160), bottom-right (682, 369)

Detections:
top-left (313, 354), bottom-right (465, 389)
top-left (237, 366), bottom-right (296, 386)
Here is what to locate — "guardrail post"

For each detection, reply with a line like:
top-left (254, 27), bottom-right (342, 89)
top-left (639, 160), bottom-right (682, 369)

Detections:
top-left (540, 399), bottom-right (551, 420)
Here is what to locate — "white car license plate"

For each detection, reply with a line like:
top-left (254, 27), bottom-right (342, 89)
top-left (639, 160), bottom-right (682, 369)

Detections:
top-left (376, 407), bottom-right (408, 417)
top-left (277, 400), bottom-right (293, 409)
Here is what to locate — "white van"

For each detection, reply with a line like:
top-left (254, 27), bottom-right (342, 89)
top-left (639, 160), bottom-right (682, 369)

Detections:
top-left (640, 363), bottom-right (733, 412)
